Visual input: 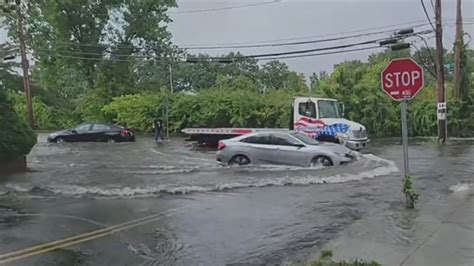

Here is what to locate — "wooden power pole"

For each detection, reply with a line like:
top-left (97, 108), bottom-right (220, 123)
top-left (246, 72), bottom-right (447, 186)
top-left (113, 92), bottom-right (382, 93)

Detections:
top-left (435, 0), bottom-right (446, 142)
top-left (16, 0), bottom-right (34, 128)
top-left (453, 0), bottom-right (463, 99)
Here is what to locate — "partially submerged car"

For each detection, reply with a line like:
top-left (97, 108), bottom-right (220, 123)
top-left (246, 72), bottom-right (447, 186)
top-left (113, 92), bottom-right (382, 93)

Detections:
top-left (216, 131), bottom-right (356, 167)
top-left (47, 123), bottom-right (135, 143)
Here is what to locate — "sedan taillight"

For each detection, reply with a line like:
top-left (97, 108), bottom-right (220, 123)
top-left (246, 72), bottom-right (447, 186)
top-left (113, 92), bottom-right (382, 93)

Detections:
top-left (121, 130), bottom-right (132, 136)
top-left (217, 141), bottom-right (226, 150)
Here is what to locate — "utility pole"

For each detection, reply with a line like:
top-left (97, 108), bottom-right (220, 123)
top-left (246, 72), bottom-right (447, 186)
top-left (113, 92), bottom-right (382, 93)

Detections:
top-left (453, 0), bottom-right (463, 99)
top-left (165, 64), bottom-right (173, 140)
top-left (16, 0), bottom-right (34, 128)
top-left (435, 0), bottom-right (446, 142)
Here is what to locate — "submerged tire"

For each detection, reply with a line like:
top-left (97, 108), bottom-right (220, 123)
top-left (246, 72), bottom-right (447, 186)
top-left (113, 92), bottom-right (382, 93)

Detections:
top-left (228, 155), bottom-right (251, 166)
top-left (55, 137), bottom-right (66, 143)
top-left (310, 156), bottom-right (333, 167)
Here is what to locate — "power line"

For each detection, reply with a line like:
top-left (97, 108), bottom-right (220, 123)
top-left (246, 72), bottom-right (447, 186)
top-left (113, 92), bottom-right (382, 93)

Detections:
top-left (170, 0), bottom-right (281, 14)
top-left (179, 26), bottom-right (432, 50)
top-left (34, 25), bottom-right (433, 57)
top-left (41, 37), bottom-right (384, 60)
top-left (180, 21), bottom-right (433, 48)
top-left (214, 30), bottom-right (433, 59)
top-left (49, 45), bottom-right (383, 62)
top-left (47, 31), bottom-right (432, 62)
top-left (420, 0), bottom-right (436, 30)
top-left (257, 46), bottom-right (383, 61)
top-left (30, 19), bottom-right (437, 51)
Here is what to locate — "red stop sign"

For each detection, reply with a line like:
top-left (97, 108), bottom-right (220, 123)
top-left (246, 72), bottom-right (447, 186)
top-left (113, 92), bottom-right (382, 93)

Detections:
top-left (381, 58), bottom-right (424, 101)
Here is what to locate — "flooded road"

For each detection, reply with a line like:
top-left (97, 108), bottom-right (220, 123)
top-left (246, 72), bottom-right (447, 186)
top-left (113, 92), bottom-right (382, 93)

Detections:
top-left (0, 134), bottom-right (473, 265)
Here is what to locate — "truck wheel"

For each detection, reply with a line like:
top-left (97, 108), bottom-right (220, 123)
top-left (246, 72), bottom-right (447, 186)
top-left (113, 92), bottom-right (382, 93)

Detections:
top-left (310, 156), bottom-right (333, 167)
top-left (229, 155), bottom-right (251, 166)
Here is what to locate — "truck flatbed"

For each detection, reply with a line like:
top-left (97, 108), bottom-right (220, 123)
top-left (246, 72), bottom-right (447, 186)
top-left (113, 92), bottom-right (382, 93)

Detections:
top-left (182, 128), bottom-right (290, 145)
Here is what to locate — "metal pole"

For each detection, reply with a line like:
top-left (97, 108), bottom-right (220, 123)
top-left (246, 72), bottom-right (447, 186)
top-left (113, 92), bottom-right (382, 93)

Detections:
top-left (401, 100), bottom-right (409, 177)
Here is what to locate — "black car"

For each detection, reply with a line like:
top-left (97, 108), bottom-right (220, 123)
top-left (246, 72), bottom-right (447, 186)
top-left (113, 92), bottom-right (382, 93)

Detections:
top-left (47, 123), bottom-right (135, 143)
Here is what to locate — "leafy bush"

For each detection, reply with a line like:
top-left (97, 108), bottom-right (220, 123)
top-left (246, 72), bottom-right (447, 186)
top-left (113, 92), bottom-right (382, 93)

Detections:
top-left (102, 89), bottom-right (298, 133)
top-left (0, 90), bottom-right (37, 158)
top-left (102, 93), bottom-right (166, 131)
top-left (9, 92), bottom-right (76, 130)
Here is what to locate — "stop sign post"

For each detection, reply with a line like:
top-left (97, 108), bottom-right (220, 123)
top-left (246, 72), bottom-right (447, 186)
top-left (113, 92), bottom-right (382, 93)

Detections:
top-left (381, 58), bottom-right (425, 195)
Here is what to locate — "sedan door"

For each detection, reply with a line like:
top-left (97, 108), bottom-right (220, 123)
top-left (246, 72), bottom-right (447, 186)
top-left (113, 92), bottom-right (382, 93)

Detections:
top-left (90, 124), bottom-right (113, 141)
top-left (241, 134), bottom-right (280, 165)
top-left (271, 134), bottom-right (309, 166)
top-left (70, 124), bottom-right (93, 142)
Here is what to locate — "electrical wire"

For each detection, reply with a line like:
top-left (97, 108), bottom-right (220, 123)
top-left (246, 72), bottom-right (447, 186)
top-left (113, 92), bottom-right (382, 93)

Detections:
top-left (170, 0), bottom-right (281, 14)
top-left (33, 25), bottom-right (432, 56)
top-left (35, 20), bottom-right (433, 51)
top-left (179, 26), bottom-right (431, 50)
top-left (49, 46), bottom-right (383, 62)
top-left (180, 21), bottom-right (433, 48)
top-left (410, 43), bottom-right (437, 78)
top-left (257, 46), bottom-right (383, 61)
top-left (420, 0), bottom-right (436, 30)
top-left (223, 30), bottom-right (433, 59)
top-left (39, 30), bottom-right (433, 62)
top-left (40, 38), bottom-right (383, 60)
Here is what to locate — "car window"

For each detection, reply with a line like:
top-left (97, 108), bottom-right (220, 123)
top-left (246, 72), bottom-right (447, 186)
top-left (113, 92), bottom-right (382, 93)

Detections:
top-left (298, 101), bottom-right (317, 118)
top-left (271, 134), bottom-right (301, 146)
top-left (75, 124), bottom-right (92, 132)
top-left (241, 134), bottom-right (271, 144)
top-left (291, 132), bottom-right (320, 145)
top-left (92, 124), bottom-right (111, 131)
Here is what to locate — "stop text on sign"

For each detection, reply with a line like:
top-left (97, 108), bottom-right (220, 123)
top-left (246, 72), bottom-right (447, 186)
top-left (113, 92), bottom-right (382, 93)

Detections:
top-left (381, 58), bottom-right (424, 101)
top-left (383, 71), bottom-right (421, 88)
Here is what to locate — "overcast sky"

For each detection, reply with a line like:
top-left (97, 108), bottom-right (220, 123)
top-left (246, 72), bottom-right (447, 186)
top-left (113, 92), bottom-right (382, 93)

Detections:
top-left (1, 0), bottom-right (473, 78)
top-left (169, 0), bottom-right (473, 77)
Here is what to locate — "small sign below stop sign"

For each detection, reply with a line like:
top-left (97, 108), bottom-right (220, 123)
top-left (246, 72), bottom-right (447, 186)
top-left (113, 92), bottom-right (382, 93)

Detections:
top-left (381, 58), bottom-right (424, 101)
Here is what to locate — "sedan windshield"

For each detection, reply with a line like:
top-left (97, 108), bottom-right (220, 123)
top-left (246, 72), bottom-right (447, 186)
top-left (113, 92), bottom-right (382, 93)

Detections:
top-left (290, 132), bottom-right (319, 145)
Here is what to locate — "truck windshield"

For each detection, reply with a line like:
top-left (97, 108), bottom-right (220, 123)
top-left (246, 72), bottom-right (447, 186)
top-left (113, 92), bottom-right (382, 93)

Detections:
top-left (318, 100), bottom-right (341, 118)
top-left (290, 132), bottom-right (320, 145)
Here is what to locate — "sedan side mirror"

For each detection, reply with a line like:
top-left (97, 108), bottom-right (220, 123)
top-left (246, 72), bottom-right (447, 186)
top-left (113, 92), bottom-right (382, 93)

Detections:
top-left (71, 129), bottom-right (78, 134)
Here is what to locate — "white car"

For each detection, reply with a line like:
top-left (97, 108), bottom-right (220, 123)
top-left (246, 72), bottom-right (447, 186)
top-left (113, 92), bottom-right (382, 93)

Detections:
top-left (216, 131), bottom-right (356, 167)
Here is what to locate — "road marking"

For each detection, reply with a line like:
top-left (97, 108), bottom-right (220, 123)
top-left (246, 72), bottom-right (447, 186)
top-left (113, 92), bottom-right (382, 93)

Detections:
top-left (0, 207), bottom-right (185, 264)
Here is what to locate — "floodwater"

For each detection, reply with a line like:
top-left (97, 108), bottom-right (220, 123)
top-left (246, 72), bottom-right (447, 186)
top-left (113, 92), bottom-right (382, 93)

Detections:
top-left (0, 134), bottom-right (473, 265)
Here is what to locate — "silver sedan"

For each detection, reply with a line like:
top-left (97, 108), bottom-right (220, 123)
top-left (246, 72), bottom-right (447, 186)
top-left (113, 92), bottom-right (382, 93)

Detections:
top-left (216, 131), bottom-right (356, 167)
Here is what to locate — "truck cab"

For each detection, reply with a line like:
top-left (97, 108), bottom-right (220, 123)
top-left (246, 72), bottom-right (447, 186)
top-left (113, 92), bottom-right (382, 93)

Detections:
top-left (292, 97), bottom-right (368, 150)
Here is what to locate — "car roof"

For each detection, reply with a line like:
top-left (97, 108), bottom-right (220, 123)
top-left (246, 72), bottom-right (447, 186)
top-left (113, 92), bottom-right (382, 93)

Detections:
top-left (231, 131), bottom-right (293, 140)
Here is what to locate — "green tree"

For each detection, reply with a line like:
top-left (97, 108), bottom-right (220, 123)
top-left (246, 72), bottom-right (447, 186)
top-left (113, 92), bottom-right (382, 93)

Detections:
top-left (0, 89), bottom-right (36, 158)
